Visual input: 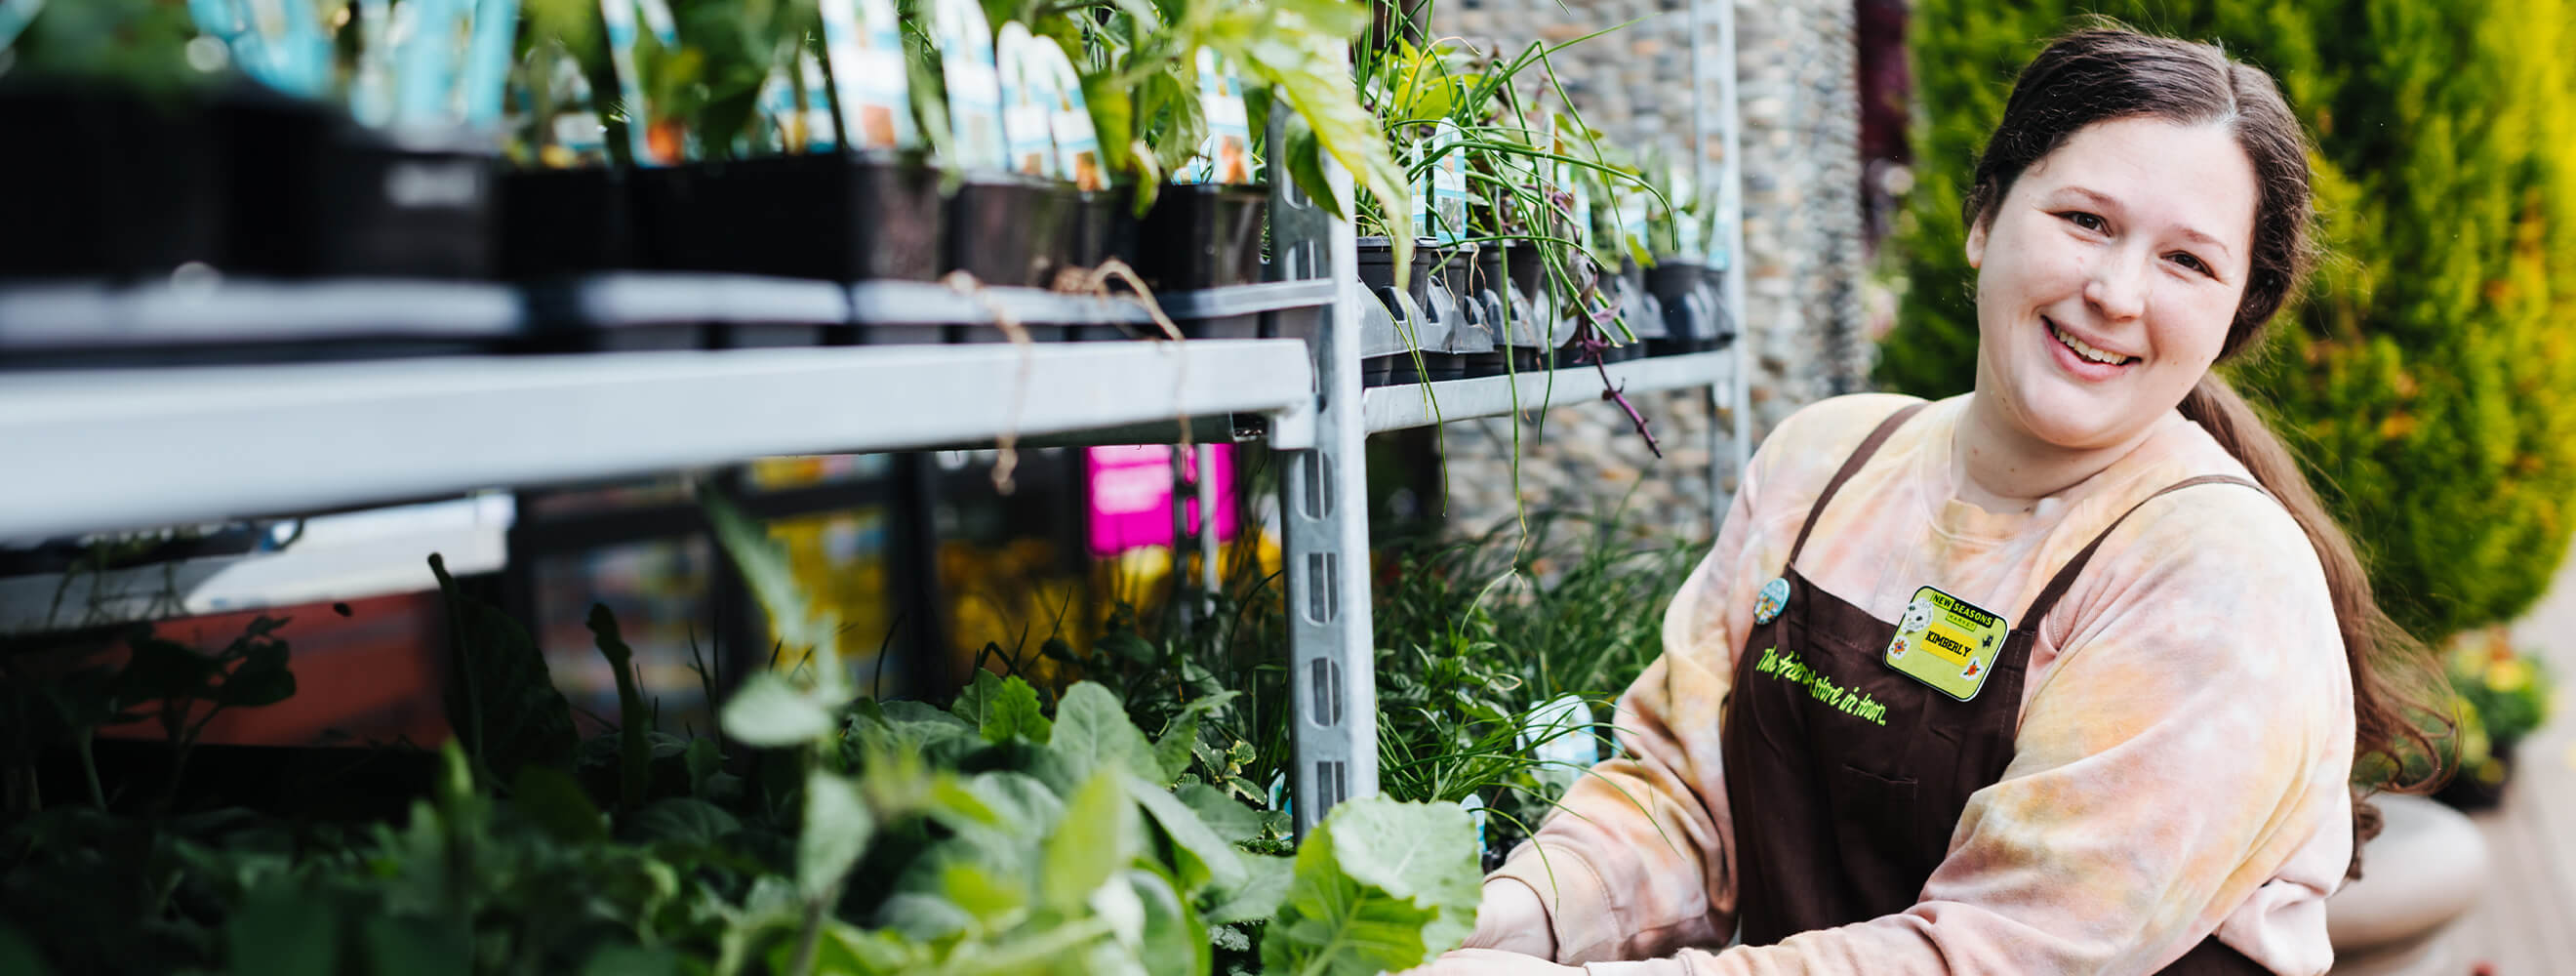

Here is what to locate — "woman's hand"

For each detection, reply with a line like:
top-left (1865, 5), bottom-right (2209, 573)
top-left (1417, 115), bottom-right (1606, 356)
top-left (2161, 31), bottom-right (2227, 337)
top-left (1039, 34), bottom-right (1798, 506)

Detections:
top-left (1400, 949), bottom-right (1585, 976)
top-left (1460, 878), bottom-right (1557, 958)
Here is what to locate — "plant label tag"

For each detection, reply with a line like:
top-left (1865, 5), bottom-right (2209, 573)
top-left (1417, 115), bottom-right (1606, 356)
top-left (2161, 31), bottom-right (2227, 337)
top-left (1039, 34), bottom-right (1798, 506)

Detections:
top-left (994, 22), bottom-right (1059, 178)
top-left (1028, 42), bottom-right (1105, 189)
top-left (932, 0), bottom-right (1007, 170)
top-left (797, 52), bottom-right (839, 152)
top-left (1883, 586), bottom-right (2009, 702)
top-left (819, 0), bottom-right (915, 150)
top-left (1519, 694), bottom-right (1599, 772)
top-left (1430, 120), bottom-right (1469, 244)
top-left (1178, 48), bottom-right (1252, 184)
top-left (1460, 793), bottom-right (1488, 851)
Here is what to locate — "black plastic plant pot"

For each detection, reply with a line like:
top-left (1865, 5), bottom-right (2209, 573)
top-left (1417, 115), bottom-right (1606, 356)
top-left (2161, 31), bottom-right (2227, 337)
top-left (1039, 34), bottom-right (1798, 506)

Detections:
top-left (1356, 236), bottom-right (1436, 312)
top-left (222, 95), bottom-right (496, 279)
top-left (1068, 189), bottom-right (1143, 274)
top-left (1644, 258), bottom-right (1706, 354)
top-left (1132, 183), bottom-right (1268, 292)
top-left (0, 85), bottom-right (226, 279)
top-left (945, 174), bottom-right (1077, 288)
top-left (500, 165), bottom-right (641, 278)
top-left (637, 151), bottom-right (944, 282)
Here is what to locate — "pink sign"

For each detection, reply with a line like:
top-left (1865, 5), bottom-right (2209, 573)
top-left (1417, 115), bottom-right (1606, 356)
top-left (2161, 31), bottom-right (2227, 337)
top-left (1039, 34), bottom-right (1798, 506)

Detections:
top-left (1086, 445), bottom-right (1237, 556)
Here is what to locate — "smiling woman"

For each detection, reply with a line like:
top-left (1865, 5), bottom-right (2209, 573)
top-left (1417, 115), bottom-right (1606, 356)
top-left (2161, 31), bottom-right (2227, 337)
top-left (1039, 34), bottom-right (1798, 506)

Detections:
top-left (1406, 25), bottom-right (2451, 976)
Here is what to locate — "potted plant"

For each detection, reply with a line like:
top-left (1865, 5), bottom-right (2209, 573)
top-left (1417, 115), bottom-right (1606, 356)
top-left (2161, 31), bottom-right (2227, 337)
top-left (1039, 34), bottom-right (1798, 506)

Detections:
top-left (2433, 629), bottom-right (2558, 810)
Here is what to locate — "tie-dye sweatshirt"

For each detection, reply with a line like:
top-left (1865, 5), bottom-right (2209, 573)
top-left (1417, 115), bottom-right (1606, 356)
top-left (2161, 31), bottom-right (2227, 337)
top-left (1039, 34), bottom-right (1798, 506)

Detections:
top-left (1486, 392), bottom-right (2356, 976)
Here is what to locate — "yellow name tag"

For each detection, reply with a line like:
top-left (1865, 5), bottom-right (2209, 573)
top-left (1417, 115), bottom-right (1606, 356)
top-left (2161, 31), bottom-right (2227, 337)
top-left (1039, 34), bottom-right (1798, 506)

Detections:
top-left (1884, 586), bottom-right (2009, 702)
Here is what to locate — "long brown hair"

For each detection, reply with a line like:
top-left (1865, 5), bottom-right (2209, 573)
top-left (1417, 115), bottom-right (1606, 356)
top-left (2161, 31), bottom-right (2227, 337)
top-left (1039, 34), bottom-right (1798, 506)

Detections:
top-left (1968, 26), bottom-right (2450, 877)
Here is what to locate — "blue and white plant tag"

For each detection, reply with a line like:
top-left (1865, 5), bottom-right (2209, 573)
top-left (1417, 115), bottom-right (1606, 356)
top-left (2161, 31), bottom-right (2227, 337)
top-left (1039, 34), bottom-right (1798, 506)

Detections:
top-left (392, 0), bottom-right (472, 124)
top-left (819, 0), bottom-right (915, 150)
top-left (931, 0), bottom-right (1007, 171)
top-left (1030, 41), bottom-right (1104, 190)
top-left (458, 0), bottom-right (522, 126)
top-left (798, 52), bottom-right (838, 151)
top-left (1177, 48), bottom-right (1251, 184)
top-left (1617, 193), bottom-right (1648, 258)
top-left (1519, 694), bottom-right (1599, 772)
top-left (1429, 120), bottom-right (1469, 244)
top-left (0, 0), bottom-right (46, 53)
top-left (994, 22), bottom-right (1058, 178)
top-left (1460, 793), bottom-right (1489, 851)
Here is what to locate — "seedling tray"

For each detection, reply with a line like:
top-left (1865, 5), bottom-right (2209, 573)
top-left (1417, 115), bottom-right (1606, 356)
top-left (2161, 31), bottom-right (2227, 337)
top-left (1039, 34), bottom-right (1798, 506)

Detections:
top-left (1131, 183), bottom-right (1268, 292)
top-left (222, 97), bottom-right (497, 280)
top-left (636, 152), bottom-right (945, 283)
top-left (946, 176), bottom-right (1078, 288)
top-left (500, 166), bottom-right (643, 279)
top-left (0, 279), bottom-right (521, 368)
top-left (0, 85), bottom-right (226, 279)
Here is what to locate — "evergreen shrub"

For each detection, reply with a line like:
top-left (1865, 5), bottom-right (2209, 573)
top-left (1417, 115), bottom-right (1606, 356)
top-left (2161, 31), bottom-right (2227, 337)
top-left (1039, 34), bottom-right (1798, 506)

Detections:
top-left (1875, 1), bottom-right (2576, 637)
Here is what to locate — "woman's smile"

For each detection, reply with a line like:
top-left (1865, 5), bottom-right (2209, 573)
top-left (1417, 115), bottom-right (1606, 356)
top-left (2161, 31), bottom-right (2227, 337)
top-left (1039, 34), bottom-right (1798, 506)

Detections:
top-left (2041, 315), bottom-right (2139, 381)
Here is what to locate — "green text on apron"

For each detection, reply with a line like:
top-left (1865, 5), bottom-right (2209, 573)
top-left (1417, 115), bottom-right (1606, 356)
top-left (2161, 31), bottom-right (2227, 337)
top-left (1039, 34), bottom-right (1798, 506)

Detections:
top-left (1719, 402), bottom-right (2271, 974)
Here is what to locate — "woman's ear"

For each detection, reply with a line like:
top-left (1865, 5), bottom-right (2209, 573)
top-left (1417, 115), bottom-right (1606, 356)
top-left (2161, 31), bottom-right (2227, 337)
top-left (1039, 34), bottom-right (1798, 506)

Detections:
top-left (1965, 216), bottom-right (1988, 269)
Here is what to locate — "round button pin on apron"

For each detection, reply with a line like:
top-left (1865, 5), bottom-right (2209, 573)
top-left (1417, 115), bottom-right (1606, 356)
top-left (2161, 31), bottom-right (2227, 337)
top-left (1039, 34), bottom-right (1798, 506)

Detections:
top-left (1752, 576), bottom-right (1791, 625)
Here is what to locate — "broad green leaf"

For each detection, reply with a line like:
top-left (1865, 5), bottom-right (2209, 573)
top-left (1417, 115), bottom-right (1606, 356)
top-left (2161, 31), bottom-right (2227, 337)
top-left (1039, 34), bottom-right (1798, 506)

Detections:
top-left (957, 671), bottom-right (1052, 744)
top-left (770, 921), bottom-right (927, 976)
top-left (874, 891), bottom-right (978, 942)
top-left (942, 862), bottom-right (1030, 928)
top-left (956, 771), bottom-right (1066, 843)
top-left (1173, 783), bottom-right (1266, 844)
top-left (1126, 868), bottom-right (1211, 976)
top-left (622, 797), bottom-right (742, 848)
top-left (722, 671), bottom-right (836, 747)
top-left (798, 770), bottom-right (874, 901)
top-left (1041, 770), bottom-right (1138, 912)
top-left (1152, 712), bottom-right (1200, 782)
top-left (1258, 797), bottom-right (1481, 976)
top-left (1098, 631), bottom-right (1155, 665)
top-left (512, 764), bottom-right (609, 843)
top-left (430, 553), bottom-right (579, 782)
top-left (225, 889), bottom-right (340, 976)
top-left (1203, 852), bottom-right (1292, 924)
top-left (1125, 775), bottom-right (1247, 896)
top-left (1050, 682), bottom-right (1166, 788)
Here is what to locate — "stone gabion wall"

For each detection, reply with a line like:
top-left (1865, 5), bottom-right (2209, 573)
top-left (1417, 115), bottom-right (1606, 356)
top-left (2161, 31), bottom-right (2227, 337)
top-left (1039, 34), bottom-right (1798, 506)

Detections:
top-left (1429, 0), bottom-right (1871, 545)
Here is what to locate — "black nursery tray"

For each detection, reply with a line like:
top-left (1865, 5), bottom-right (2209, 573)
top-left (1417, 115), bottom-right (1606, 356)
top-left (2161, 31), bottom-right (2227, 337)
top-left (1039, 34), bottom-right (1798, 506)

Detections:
top-left (0, 278), bottom-right (522, 368)
top-left (850, 278), bottom-right (1335, 345)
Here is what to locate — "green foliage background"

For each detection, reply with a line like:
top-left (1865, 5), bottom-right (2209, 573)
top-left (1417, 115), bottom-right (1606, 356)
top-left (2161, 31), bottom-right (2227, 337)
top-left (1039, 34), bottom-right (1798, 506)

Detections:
top-left (1874, 1), bottom-right (2576, 638)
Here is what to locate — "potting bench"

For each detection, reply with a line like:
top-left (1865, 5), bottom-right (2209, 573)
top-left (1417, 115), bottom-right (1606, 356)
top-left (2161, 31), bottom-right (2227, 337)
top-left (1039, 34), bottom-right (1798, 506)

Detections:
top-left (0, 0), bottom-right (1750, 838)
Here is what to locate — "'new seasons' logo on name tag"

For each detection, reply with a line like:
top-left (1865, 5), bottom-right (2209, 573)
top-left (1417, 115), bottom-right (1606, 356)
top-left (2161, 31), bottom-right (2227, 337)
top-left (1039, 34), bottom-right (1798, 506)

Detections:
top-left (1885, 585), bottom-right (2009, 702)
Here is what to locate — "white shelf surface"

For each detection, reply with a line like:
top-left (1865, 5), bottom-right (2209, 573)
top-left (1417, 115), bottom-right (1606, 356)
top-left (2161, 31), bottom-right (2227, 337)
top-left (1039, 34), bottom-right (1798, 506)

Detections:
top-left (0, 496), bottom-right (513, 634)
top-left (1359, 351), bottom-right (1728, 432)
top-left (0, 340), bottom-right (1315, 539)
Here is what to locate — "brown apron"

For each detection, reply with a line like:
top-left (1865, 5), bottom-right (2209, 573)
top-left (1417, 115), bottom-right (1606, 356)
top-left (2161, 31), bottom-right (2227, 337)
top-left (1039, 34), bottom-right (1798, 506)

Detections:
top-left (1718, 402), bottom-right (2272, 974)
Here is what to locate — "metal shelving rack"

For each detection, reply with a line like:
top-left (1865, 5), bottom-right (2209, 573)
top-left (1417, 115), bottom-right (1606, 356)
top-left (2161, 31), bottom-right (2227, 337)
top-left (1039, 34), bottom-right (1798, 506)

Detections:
top-left (0, 6), bottom-right (1750, 835)
top-left (1270, 0), bottom-right (1750, 833)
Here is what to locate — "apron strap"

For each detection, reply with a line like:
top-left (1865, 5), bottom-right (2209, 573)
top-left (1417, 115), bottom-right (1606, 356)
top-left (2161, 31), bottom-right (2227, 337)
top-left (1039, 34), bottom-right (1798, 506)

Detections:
top-left (1787, 401), bottom-right (1929, 566)
top-left (2016, 474), bottom-right (2268, 627)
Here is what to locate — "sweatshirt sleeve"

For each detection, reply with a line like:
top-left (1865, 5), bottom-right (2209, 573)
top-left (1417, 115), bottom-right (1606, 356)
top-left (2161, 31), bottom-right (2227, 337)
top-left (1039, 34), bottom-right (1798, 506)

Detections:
top-left (1483, 471), bottom-right (1757, 963)
top-left (1484, 394), bottom-right (1921, 964)
top-left (1608, 487), bottom-right (2357, 976)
